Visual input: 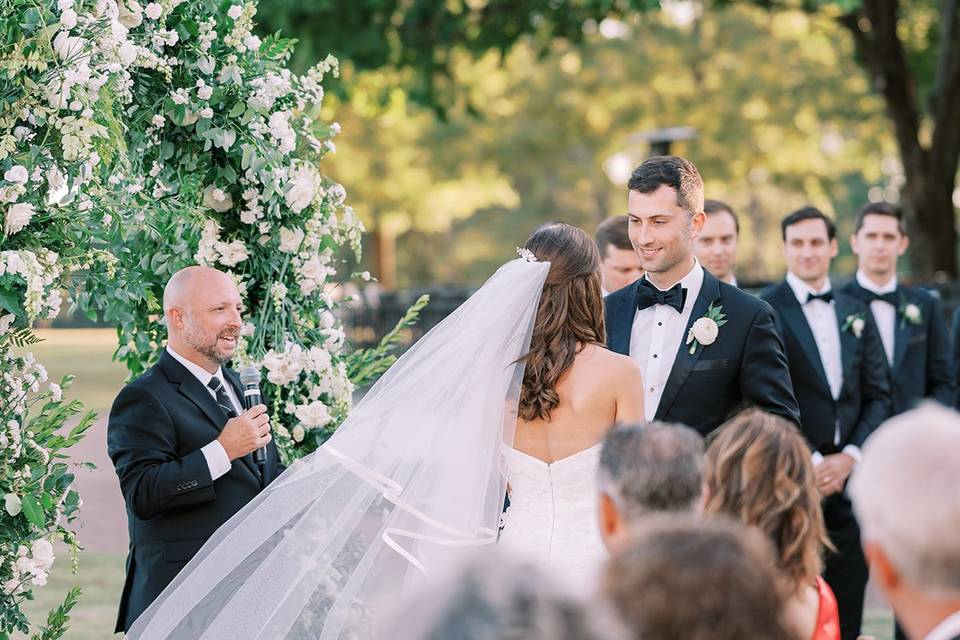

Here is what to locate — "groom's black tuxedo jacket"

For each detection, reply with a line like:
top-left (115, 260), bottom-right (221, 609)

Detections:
top-left (605, 270), bottom-right (800, 436)
top-left (107, 350), bottom-right (284, 632)
top-left (760, 282), bottom-right (891, 453)
top-left (841, 280), bottom-right (954, 415)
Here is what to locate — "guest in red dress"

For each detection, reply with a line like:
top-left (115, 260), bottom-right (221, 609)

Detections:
top-left (704, 409), bottom-right (841, 640)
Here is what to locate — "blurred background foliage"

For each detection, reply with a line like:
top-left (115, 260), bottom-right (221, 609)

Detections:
top-left (253, 0), bottom-right (955, 287)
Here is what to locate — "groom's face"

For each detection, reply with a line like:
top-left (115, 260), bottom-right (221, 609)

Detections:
top-left (627, 185), bottom-right (704, 277)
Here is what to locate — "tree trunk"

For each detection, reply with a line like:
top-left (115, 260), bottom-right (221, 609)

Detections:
top-left (902, 159), bottom-right (957, 280)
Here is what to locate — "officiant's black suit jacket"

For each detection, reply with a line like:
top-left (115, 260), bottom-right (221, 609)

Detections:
top-left (107, 350), bottom-right (284, 633)
top-left (605, 270), bottom-right (800, 436)
top-left (760, 282), bottom-right (891, 452)
top-left (841, 280), bottom-right (954, 415)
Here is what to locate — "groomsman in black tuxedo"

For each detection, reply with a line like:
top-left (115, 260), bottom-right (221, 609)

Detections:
top-left (842, 202), bottom-right (955, 640)
top-left (761, 207), bottom-right (891, 640)
top-left (605, 156), bottom-right (799, 436)
top-left (108, 266), bottom-right (284, 632)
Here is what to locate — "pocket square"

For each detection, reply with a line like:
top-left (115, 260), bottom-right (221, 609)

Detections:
top-left (693, 358), bottom-right (729, 372)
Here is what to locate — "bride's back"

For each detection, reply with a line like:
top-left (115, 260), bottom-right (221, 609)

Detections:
top-left (511, 223), bottom-right (644, 463)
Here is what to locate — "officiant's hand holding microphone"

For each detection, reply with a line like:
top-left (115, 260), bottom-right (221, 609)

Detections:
top-left (217, 405), bottom-right (271, 460)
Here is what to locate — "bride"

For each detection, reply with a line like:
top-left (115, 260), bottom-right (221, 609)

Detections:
top-left (128, 223), bottom-right (644, 639)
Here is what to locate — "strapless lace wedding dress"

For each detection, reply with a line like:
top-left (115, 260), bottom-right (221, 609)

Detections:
top-left (498, 442), bottom-right (608, 588)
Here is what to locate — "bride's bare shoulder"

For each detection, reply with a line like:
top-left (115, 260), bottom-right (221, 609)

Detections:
top-left (577, 344), bottom-right (643, 382)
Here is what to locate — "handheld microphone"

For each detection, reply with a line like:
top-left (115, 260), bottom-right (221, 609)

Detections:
top-left (240, 366), bottom-right (268, 465)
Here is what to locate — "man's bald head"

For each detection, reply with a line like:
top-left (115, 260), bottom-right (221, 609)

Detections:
top-left (164, 266), bottom-right (244, 372)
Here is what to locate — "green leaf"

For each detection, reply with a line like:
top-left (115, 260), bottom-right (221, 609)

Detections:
top-left (21, 493), bottom-right (45, 528)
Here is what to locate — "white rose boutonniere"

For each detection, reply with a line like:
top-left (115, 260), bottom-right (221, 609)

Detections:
top-left (686, 303), bottom-right (727, 355)
top-left (842, 313), bottom-right (866, 338)
top-left (900, 302), bottom-right (922, 328)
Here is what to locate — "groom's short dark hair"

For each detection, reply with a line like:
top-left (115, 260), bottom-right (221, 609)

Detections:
top-left (628, 156), bottom-right (705, 218)
top-left (780, 206), bottom-right (836, 241)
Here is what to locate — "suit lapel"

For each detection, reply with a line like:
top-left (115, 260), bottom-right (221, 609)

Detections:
top-left (606, 282), bottom-right (640, 355)
top-left (655, 271), bottom-right (720, 420)
top-left (892, 290), bottom-right (910, 371)
top-left (773, 282), bottom-right (832, 395)
top-left (834, 294), bottom-right (859, 394)
top-left (158, 353), bottom-right (261, 482)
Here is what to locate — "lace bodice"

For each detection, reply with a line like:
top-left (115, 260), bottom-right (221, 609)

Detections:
top-left (497, 442), bottom-right (608, 588)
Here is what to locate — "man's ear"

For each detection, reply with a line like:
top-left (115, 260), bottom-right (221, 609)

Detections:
top-left (864, 541), bottom-right (900, 592)
top-left (599, 493), bottom-right (621, 536)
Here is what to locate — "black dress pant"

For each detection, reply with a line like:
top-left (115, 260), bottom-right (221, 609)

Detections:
top-left (822, 493), bottom-right (870, 640)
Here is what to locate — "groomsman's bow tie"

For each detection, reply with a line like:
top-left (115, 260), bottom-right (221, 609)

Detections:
top-left (637, 279), bottom-right (687, 313)
top-left (805, 291), bottom-right (834, 304)
top-left (865, 290), bottom-right (899, 306)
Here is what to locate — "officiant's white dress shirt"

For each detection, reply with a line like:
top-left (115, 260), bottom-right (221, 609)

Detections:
top-left (629, 260), bottom-right (704, 423)
top-left (785, 273), bottom-right (861, 464)
top-left (856, 270), bottom-right (897, 366)
top-left (166, 346), bottom-right (239, 481)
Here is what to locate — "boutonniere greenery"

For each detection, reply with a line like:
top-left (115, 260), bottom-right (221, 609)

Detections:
top-left (899, 302), bottom-right (922, 328)
top-left (842, 312), bottom-right (867, 338)
top-left (686, 303), bottom-right (727, 355)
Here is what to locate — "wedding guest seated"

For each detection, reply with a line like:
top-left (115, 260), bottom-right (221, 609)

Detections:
top-left (704, 408), bottom-right (840, 640)
top-left (596, 422), bottom-right (705, 551)
top-left (849, 403), bottom-right (960, 640)
top-left (387, 548), bottom-right (628, 640)
top-left (603, 514), bottom-right (796, 640)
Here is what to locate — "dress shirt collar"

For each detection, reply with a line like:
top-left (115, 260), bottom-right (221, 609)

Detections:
top-left (786, 271), bottom-right (832, 306)
top-left (856, 270), bottom-right (898, 295)
top-left (924, 610), bottom-right (960, 640)
top-left (643, 258), bottom-right (704, 315)
top-left (166, 345), bottom-right (225, 388)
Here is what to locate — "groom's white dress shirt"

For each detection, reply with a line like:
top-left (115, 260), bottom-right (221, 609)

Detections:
top-left (925, 611), bottom-right (960, 640)
top-left (856, 269), bottom-right (897, 366)
top-left (629, 260), bottom-right (704, 423)
top-left (785, 272), bottom-right (861, 464)
top-left (166, 346), bottom-right (239, 481)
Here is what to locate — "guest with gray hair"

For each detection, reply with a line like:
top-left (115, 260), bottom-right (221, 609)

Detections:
top-left (384, 548), bottom-right (628, 640)
top-left (849, 403), bottom-right (960, 640)
top-left (597, 422), bottom-right (705, 551)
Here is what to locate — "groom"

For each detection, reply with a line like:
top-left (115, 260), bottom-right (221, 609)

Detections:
top-left (605, 156), bottom-right (799, 435)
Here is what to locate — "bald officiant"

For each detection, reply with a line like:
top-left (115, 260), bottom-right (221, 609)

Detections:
top-left (107, 266), bottom-right (284, 633)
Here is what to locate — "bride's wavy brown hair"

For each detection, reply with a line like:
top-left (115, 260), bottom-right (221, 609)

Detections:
top-left (704, 409), bottom-right (833, 594)
top-left (518, 223), bottom-right (606, 421)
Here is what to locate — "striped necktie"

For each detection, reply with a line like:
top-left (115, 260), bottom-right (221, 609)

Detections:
top-left (207, 377), bottom-right (238, 420)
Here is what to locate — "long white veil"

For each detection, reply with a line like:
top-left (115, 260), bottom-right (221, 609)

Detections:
top-left (128, 258), bottom-right (550, 639)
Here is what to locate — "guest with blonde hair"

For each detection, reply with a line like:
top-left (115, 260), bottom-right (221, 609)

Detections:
top-left (705, 408), bottom-right (839, 640)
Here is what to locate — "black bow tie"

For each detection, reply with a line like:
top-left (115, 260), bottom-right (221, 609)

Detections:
top-left (866, 290), bottom-right (899, 306)
top-left (637, 279), bottom-right (687, 313)
top-left (805, 290), bottom-right (834, 304)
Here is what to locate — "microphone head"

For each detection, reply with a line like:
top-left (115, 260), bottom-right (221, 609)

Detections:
top-left (239, 366), bottom-right (261, 387)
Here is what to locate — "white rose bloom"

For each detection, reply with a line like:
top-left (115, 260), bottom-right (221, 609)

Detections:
top-left (284, 164), bottom-right (319, 213)
top-left (217, 241), bottom-right (249, 267)
top-left (244, 34), bottom-right (261, 51)
top-left (690, 317), bottom-right (719, 345)
top-left (52, 31), bottom-right (86, 61)
top-left (199, 107), bottom-right (214, 119)
top-left (291, 425), bottom-right (305, 443)
top-left (5, 202), bottom-right (35, 235)
top-left (31, 539), bottom-right (55, 571)
top-left (118, 41), bottom-right (138, 65)
top-left (4, 494), bottom-right (21, 517)
top-left (905, 304), bottom-right (921, 322)
top-left (852, 317), bottom-right (865, 336)
top-left (151, 114), bottom-right (164, 127)
top-left (294, 401), bottom-right (331, 427)
top-left (60, 8), bottom-right (77, 29)
top-left (202, 185), bottom-right (234, 212)
top-left (227, 4), bottom-right (243, 18)
top-left (117, 0), bottom-right (142, 27)
top-left (278, 226), bottom-right (305, 253)
top-left (197, 85), bottom-right (213, 100)
top-left (49, 383), bottom-right (63, 402)
top-left (144, 2), bottom-right (162, 19)
top-left (4, 165), bottom-right (29, 184)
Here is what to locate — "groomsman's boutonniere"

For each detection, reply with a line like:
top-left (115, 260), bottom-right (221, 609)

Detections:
top-left (842, 313), bottom-right (866, 338)
top-left (686, 303), bottom-right (727, 355)
top-left (899, 302), bottom-right (922, 328)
